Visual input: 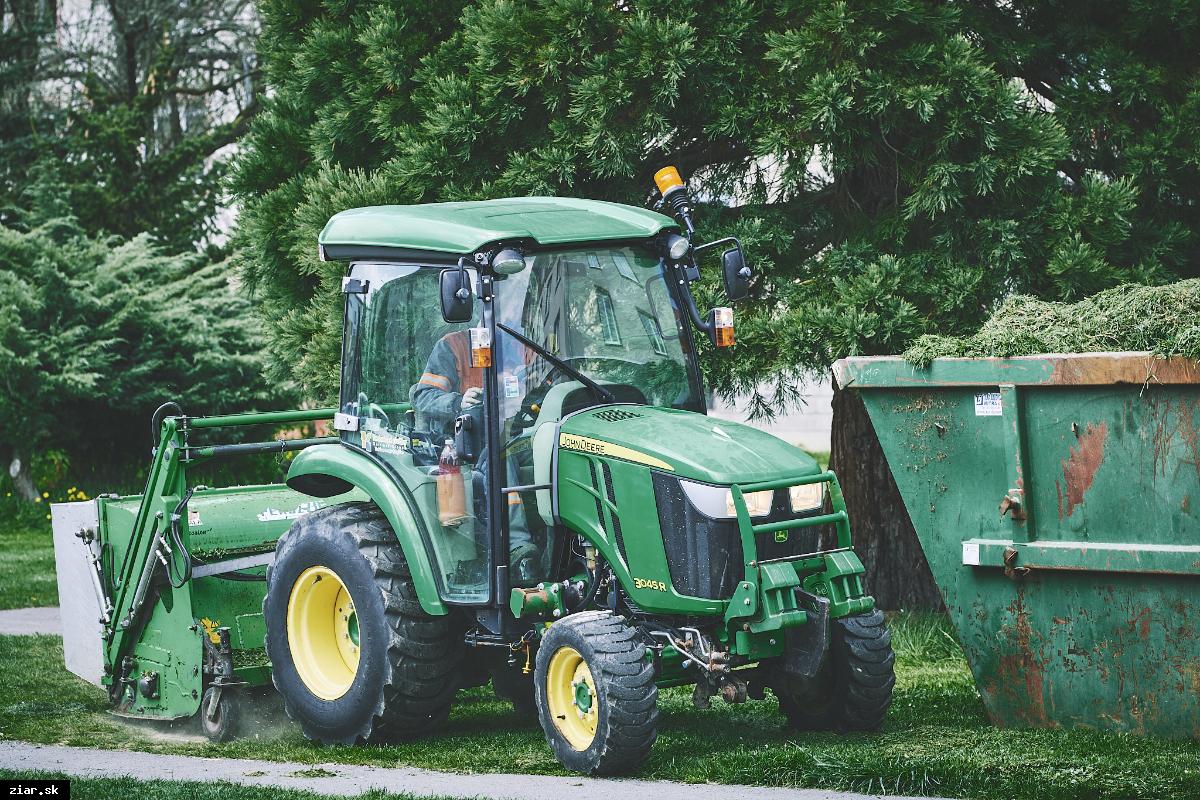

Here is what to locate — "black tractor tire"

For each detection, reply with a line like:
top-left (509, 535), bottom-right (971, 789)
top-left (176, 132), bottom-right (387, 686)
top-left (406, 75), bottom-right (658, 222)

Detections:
top-left (264, 502), bottom-right (461, 744)
top-left (772, 609), bottom-right (895, 732)
top-left (534, 611), bottom-right (657, 775)
top-left (199, 685), bottom-right (238, 742)
top-left (491, 662), bottom-right (538, 719)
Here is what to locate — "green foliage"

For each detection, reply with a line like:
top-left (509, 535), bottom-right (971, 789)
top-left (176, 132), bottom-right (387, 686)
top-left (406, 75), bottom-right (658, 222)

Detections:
top-left (964, 0), bottom-right (1200, 289)
top-left (233, 0), bottom-right (1197, 408)
top-left (904, 278), bottom-right (1200, 365)
top-left (0, 215), bottom-right (287, 487)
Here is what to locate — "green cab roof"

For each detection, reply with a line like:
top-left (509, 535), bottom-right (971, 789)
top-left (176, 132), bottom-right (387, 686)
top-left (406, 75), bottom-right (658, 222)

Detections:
top-left (319, 197), bottom-right (676, 257)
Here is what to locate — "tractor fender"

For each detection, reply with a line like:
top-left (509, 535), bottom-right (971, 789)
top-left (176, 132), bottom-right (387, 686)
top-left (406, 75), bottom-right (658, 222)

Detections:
top-left (285, 443), bottom-right (446, 616)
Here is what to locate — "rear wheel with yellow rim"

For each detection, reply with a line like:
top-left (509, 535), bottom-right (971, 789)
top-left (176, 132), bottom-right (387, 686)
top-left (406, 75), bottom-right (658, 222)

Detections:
top-left (264, 502), bottom-right (461, 744)
top-left (534, 611), bottom-right (657, 775)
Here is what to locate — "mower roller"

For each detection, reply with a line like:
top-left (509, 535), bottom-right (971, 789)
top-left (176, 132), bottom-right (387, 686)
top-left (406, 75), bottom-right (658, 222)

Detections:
top-left (53, 169), bottom-right (893, 774)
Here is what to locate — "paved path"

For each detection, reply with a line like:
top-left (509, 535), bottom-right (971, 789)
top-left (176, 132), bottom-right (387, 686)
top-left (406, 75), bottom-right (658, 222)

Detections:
top-left (0, 742), bottom-right (945, 800)
top-left (0, 606), bottom-right (60, 635)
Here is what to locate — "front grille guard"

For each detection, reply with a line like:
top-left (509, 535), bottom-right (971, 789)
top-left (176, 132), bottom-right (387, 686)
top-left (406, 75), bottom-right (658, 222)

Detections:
top-left (723, 470), bottom-right (870, 632)
top-left (729, 470), bottom-right (851, 570)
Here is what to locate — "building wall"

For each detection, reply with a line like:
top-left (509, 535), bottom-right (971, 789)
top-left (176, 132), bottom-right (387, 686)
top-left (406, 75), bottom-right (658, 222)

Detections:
top-left (707, 377), bottom-right (833, 454)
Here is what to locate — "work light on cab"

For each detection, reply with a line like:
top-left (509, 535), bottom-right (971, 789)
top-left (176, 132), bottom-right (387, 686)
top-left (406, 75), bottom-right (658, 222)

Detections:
top-left (491, 248), bottom-right (525, 275)
top-left (664, 232), bottom-right (690, 261)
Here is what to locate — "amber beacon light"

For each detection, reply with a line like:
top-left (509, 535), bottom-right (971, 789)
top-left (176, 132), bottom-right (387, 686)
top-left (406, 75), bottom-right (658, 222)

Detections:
top-left (653, 165), bottom-right (695, 236)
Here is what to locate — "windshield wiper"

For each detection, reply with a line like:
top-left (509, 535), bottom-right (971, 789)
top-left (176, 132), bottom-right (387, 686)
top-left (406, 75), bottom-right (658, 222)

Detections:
top-left (497, 323), bottom-right (616, 404)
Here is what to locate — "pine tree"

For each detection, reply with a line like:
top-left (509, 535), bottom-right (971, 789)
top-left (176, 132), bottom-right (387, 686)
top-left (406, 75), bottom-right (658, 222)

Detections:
top-left (0, 212), bottom-right (285, 499)
top-left (232, 0), bottom-right (1197, 607)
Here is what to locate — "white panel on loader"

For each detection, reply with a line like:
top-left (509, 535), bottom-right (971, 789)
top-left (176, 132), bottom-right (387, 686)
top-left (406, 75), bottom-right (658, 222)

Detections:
top-left (51, 500), bottom-right (105, 687)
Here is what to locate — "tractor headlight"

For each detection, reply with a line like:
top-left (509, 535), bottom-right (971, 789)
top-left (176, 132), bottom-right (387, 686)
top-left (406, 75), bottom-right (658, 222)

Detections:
top-left (789, 482), bottom-right (826, 513)
top-left (678, 479), bottom-right (772, 520)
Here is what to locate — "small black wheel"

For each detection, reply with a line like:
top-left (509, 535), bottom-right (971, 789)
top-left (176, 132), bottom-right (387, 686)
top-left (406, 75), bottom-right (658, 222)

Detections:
top-left (491, 663), bottom-right (537, 719)
top-left (534, 611), bottom-right (657, 775)
top-left (264, 502), bottom-right (461, 744)
top-left (773, 609), bottom-right (895, 731)
top-left (199, 686), bottom-right (237, 742)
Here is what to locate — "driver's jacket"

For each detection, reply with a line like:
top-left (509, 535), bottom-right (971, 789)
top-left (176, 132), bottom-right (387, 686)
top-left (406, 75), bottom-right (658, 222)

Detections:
top-left (411, 331), bottom-right (482, 428)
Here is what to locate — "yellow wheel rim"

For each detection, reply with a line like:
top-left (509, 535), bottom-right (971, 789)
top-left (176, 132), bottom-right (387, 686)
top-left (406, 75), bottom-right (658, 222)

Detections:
top-left (286, 565), bottom-right (360, 700)
top-left (545, 646), bottom-right (598, 750)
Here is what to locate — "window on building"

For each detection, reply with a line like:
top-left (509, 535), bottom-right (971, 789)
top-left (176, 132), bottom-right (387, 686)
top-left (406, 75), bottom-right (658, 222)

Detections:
top-left (639, 311), bottom-right (667, 355)
top-left (597, 290), bottom-right (621, 345)
top-left (612, 251), bottom-right (636, 281)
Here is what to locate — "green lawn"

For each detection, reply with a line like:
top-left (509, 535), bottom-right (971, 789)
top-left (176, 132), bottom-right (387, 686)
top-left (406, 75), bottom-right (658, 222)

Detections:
top-left (1, 619), bottom-right (1197, 799)
top-left (0, 771), bottom-right (451, 800)
top-left (0, 521), bottom-right (56, 609)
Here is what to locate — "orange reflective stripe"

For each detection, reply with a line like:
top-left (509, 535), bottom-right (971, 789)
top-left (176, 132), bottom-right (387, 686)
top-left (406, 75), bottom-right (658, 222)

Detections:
top-left (420, 372), bottom-right (450, 390)
top-left (507, 493), bottom-right (523, 506)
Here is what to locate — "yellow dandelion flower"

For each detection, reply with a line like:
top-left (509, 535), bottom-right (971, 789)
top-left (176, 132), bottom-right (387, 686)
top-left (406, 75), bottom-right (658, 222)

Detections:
top-left (34, 496), bottom-right (41, 503)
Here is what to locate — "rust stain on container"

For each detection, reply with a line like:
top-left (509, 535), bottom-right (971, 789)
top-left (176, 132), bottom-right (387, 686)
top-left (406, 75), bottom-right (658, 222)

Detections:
top-left (1050, 353), bottom-right (1200, 386)
top-left (993, 590), bottom-right (1051, 726)
top-left (1061, 422), bottom-right (1108, 516)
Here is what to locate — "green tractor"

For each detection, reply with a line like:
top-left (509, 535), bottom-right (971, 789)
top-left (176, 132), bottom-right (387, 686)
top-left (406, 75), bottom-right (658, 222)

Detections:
top-left (51, 168), bottom-right (893, 774)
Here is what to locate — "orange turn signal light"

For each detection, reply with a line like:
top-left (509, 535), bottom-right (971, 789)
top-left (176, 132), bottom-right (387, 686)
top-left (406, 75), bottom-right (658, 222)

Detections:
top-left (712, 307), bottom-right (734, 347)
top-left (469, 327), bottom-right (493, 368)
top-left (654, 165), bottom-right (685, 197)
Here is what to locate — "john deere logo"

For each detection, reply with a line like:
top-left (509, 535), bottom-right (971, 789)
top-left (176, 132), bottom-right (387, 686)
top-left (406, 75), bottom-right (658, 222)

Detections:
top-left (774, 531), bottom-right (789, 543)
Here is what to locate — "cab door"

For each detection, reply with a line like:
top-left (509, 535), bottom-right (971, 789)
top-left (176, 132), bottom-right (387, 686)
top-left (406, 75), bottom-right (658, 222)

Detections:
top-left (337, 261), bottom-right (494, 604)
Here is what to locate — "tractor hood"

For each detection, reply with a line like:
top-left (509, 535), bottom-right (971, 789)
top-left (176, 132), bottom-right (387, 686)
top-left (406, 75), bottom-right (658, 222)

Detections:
top-left (557, 405), bottom-right (820, 485)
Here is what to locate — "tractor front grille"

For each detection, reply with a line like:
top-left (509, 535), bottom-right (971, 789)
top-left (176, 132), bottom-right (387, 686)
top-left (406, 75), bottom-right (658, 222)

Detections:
top-left (652, 473), bottom-right (743, 600)
top-left (652, 474), bottom-right (834, 600)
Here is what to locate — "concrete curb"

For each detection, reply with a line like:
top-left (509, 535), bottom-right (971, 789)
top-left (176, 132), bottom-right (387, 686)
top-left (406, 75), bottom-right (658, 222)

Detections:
top-left (0, 741), bottom-right (946, 800)
top-left (0, 606), bottom-right (61, 636)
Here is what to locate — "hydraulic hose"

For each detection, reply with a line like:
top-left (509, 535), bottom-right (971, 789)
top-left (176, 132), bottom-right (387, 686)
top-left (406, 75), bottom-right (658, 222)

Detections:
top-left (150, 401), bottom-right (184, 453)
top-left (167, 487), bottom-right (195, 588)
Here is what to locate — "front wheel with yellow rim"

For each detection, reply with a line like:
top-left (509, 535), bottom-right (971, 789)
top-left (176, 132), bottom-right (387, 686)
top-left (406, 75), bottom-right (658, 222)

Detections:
top-left (264, 503), bottom-right (461, 744)
top-left (534, 611), bottom-right (658, 775)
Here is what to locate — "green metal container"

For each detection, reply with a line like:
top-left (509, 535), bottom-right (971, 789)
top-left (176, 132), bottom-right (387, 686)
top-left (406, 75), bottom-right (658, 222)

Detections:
top-left (834, 351), bottom-right (1200, 739)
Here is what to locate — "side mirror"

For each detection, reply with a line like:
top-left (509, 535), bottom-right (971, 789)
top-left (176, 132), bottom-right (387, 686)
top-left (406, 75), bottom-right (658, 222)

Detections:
top-left (722, 246), bottom-right (751, 302)
top-left (440, 262), bottom-right (474, 323)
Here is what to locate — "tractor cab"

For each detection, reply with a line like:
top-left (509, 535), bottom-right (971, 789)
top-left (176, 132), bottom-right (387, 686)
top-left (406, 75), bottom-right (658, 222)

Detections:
top-left (319, 192), bottom-right (741, 615)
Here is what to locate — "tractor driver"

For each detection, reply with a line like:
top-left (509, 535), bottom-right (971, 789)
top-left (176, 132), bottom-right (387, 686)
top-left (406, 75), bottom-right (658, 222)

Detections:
top-left (410, 328), bottom-right (539, 581)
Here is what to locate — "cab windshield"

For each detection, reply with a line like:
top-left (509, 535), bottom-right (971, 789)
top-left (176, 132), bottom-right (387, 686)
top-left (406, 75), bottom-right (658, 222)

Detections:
top-left (497, 245), bottom-right (703, 414)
